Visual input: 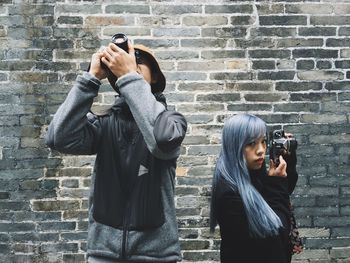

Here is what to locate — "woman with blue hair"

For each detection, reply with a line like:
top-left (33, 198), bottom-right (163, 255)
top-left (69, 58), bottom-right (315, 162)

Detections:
top-left (210, 113), bottom-right (299, 263)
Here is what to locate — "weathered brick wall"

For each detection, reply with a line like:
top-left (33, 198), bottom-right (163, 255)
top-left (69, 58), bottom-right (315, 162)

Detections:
top-left (1, 0), bottom-right (349, 262)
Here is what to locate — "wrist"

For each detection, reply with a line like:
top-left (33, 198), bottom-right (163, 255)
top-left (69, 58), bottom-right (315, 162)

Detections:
top-left (89, 70), bottom-right (104, 80)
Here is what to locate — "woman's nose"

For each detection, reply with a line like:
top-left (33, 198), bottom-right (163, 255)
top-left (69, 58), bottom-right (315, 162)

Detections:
top-left (256, 143), bottom-right (265, 154)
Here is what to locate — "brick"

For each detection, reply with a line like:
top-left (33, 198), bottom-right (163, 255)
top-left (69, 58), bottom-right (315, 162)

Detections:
top-left (58, 168), bottom-right (92, 178)
top-left (251, 27), bottom-right (297, 38)
top-left (339, 27), bottom-right (350, 36)
top-left (177, 61), bottom-right (225, 71)
top-left (260, 15), bottom-right (307, 26)
top-left (249, 49), bottom-right (291, 59)
top-left (297, 71), bottom-right (344, 81)
top-left (297, 60), bottom-right (315, 70)
top-left (330, 247), bottom-right (350, 258)
top-left (254, 113), bottom-right (300, 124)
top-left (227, 103), bottom-right (272, 112)
top-left (275, 102), bottom-right (319, 112)
top-left (178, 228), bottom-right (199, 239)
top-left (230, 15), bottom-right (255, 25)
top-left (226, 82), bottom-right (272, 91)
top-left (335, 60), bottom-right (350, 68)
top-left (62, 254), bottom-right (86, 263)
top-left (180, 239), bottom-right (210, 250)
top-left (136, 39), bottom-right (176, 49)
top-left (317, 60), bottom-right (332, 70)
top-left (155, 50), bottom-right (199, 60)
top-left (290, 92), bottom-right (336, 102)
top-left (258, 71), bottom-right (295, 80)
top-left (322, 101), bottom-right (350, 113)
top-left (244, 93), bottom-right (288, 102)
top-left (310, 134), bottom-right (350, 144)
top-left (210, 72), bottom-right (253, 81)
top-left (181, 39), bottom-right (227, 49)
top-left (56, 4), bottom-right (102, 14)
top-left (306, 238), bottom-right (350, 249)
top-left (298, 27), bottom-right (336, 36)
top-left (137, 16), bottom-right (180, 26)
top-left (57, 16), bottom-right (83, 25)
top-left (153, 28), bottom-right (200, 37)
top-left (197, 93), bottom-right (240, 102)
top-left (152, 5), bottom-right (201, 15)
top-left (293, 49), bottom-right (338, 59)
top-left (31, 200), bottom-right (80, 211)
top-left (183, 251), bottom-right (220, 261)
top-left (40, 242), bottom-right (78, 253)
top-left (205, 4), bottom-right (253, 14)
top-left (311, 16), bottom-right (350, 25)
top-left (276, 38), bottom-right (323, 48)
top-left (286, 4), bottom-right (333, 14)
top-left (327, 38), bottom-right (350, 47)
top-left (339, 93), bottom-right (350, 101)
top-left (9, 4), bottom-right (54, 15)
top-left (234, 38), bottom-right (275, 49)
top-left (202, 50), bottom-right (245, 59)
top-left (292, 249), bottom-right (330, 260)
top-left (202, 27), bottom-right (247, 38)
top-left (256, 4), bottom-right (284, 15)
top-left (252, 60), bottom-right (275, 70)
top-left (276, 60), bottom-right (294, 70)
top-left (182, 15), bottom-right (228, 26)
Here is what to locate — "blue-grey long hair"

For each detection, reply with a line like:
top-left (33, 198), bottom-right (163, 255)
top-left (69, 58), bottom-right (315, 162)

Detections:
top-left (210, 113), bottom-right (282, 238)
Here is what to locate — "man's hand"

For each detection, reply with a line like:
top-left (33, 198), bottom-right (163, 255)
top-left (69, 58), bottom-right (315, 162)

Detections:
top-left (89, 47), bottom-right (108, 80)
top-left (268, 155), bottom-right (287, 177)
top-left (101, 41), bottom-right (137, 78)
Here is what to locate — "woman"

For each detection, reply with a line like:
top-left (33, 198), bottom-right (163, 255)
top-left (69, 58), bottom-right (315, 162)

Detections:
top-left (210, 113), bottom-right (299, 263)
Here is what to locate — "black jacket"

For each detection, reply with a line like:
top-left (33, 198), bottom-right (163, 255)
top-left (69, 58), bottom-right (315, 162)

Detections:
top-left (214, 156), bottom-right (298, 263)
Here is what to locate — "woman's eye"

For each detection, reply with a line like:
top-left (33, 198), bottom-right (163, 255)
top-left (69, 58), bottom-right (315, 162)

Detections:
top-left (247, 141), bottom-right (256, 146)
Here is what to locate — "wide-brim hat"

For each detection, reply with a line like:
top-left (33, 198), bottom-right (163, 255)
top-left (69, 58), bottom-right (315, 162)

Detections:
top-left (107, 44), bottom-right (166, 94)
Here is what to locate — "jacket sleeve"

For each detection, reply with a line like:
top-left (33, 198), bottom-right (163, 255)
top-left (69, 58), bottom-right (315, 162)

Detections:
top-left (285, 151), bottom-right (298, 194)
top-left (117, 72), bottom-right (187, 160)
top-left (261, 176), bottom-right (291, 229)
top-left (45, 72), bottom-right (102, 155)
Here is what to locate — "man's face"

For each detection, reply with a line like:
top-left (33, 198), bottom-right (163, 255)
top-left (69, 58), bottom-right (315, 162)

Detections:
top-left (136, 63), bottom-right (152, 84)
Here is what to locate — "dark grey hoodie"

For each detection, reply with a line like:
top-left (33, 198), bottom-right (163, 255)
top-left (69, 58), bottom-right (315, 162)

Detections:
top-left (46, 72), bottom-right (187, 262)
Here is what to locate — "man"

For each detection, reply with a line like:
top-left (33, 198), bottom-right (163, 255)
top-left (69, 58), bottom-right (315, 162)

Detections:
top-left (46, 39), bottom-right (187, 263)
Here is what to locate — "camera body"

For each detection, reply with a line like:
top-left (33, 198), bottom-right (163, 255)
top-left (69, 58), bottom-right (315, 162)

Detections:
top-left (269, 129), bottom-right (298, 166)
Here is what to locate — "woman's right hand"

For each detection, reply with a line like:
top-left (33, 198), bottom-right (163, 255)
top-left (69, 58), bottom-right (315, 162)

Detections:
top-left (268, 155), bottom-right (287, 177)
top-left (89, 47), bottom-right (108, 80)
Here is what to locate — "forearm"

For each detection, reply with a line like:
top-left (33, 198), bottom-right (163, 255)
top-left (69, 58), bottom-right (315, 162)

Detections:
top-left (117, 72), bottom-right (185, 159)
top-left (46, 72), bottom-right (101, 154)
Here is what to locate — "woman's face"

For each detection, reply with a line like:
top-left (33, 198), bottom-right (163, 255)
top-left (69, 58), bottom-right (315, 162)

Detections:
top-left (244, 136), bottom-right (267, 170)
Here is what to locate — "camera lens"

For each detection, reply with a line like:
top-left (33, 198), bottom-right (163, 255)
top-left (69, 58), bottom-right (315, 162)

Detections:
top-left (111, 33), bottom-right (128, 53)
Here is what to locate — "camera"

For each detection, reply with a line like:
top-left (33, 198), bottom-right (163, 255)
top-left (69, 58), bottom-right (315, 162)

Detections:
top-left (268, 129), bottom-right (297, 166)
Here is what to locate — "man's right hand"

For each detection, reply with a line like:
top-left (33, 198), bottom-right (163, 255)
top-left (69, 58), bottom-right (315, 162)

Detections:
top-left (89, 47), bottom-right (108, 80)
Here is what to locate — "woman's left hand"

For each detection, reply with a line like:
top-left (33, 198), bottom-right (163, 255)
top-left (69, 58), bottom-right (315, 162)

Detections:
top-left (268, 155), bottom-right (287, 177)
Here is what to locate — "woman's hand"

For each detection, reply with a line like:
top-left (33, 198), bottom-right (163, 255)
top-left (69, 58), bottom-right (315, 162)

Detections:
top-left (101, 41), bottom-right (137, 78)
top-left (268, 155), bottom-right (287, 177)
top-left (89, 47), bottom-right (108, 80)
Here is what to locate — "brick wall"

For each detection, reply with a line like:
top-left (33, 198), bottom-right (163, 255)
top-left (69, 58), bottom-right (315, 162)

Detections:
top-left (1, 0), bottom-right (349, 262)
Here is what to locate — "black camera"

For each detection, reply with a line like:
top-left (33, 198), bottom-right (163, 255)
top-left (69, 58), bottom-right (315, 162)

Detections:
top-left (269, 129), bottom-right (298, 166)
top-left (111, 33), bottom-right (129, 52)
top-left (101, 33), bottom-right (129, 71)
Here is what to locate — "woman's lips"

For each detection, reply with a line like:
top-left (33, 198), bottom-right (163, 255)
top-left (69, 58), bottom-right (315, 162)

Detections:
top-left (255, 158), bottom-right (264, 164)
